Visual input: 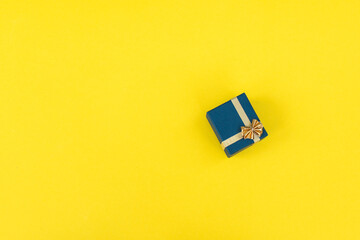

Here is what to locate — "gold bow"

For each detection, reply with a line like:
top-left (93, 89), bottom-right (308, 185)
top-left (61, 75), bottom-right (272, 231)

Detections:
top-left (241, 119), bottom-right (263, 140)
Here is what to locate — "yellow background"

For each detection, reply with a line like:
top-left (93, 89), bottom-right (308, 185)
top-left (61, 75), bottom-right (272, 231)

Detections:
top-left (1, 0), bottom-right (360, 239)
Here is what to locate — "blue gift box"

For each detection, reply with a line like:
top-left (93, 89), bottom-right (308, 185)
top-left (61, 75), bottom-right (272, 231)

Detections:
top-left (206, 93), bottom-right (268, 157)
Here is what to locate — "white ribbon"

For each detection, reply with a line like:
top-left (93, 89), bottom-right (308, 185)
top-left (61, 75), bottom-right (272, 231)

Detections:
top-left (220, 97), bottom-right (260, 150)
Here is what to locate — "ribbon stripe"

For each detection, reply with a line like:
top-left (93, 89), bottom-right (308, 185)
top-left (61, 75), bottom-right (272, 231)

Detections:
top-left (231, 98), bottom-right (251, 126)
top-left (220, 132), bottom-right (243, 150)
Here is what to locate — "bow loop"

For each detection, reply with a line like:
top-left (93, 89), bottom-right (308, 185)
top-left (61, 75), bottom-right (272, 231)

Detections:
top-left (241, 119), bottom-right (263, 140)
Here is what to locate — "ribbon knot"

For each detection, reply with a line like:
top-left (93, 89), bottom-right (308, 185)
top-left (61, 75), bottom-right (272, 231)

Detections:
top-left (241, 119), bottom-right (263, 140)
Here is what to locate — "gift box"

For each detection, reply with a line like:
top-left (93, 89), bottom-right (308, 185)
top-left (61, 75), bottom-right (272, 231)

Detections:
top-left (206, 93), bottom-right (268, 157)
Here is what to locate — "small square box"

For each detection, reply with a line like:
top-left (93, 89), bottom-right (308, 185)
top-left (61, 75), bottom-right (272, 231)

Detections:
top-left (206, 93), bottom-right (268, 157)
